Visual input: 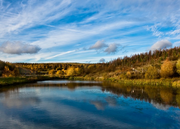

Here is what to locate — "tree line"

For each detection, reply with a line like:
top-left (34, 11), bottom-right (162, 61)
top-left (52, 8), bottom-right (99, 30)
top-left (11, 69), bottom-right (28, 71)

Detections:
top-left (1, 46), bottom-right (180, 79)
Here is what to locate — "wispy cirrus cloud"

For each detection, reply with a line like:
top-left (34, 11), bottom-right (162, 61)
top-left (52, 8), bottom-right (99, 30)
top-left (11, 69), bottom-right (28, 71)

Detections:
top-left (0, 0), bottom-right (72, 37)
top-left (0, 0), bottom-right (180, 62)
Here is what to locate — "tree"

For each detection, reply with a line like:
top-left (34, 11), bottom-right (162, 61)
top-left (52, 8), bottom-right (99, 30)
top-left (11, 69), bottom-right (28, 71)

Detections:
top-left (13, 67), bottom-right (20, 76)
top-left (176, 59), bottom-right (180, 75)
top-left (75, 67), bottom-right (81, 75)
top-left (145, 66), bottom-right (159, 79)
top-left (48, 69), bottom-right (55, 75)
top-left (160, 59), bottom-right (174, 78)
top-left (2, 66), bottom-right (13, 77)
top-left (56, 70), bottom-right (64, 76)
top-left (66, 67), bottom-right (75, 76)
top-left (0, 60), bottom-right (5, 70)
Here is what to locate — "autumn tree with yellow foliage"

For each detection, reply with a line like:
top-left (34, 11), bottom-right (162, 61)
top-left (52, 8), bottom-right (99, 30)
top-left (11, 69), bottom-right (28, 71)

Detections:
top-left (66, 67), bottom-right (75, 76)
top-left (56, 70), bottom-right (64, 76)
top-left (160, 59), bottom-right (174, 78)
top-left (176, 59), bottom-right (180, 75)
top-left (2, 66), bottom-right (20, 77)
top-left (145, 66), bottom-right (159, 79)
top-left (48, 69), bottom-right (55, 75)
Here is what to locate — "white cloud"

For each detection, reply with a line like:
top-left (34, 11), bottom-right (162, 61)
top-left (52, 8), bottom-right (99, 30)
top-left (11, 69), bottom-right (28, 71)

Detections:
top-left (90, 40), bottom-right (107, 50)
top-left (90, 100), bottom-right (107, 110)
top-left (105, 96), bottom-right (117, 107)
top-left (150, 40), bottom-right (172, 51)
top-left (0, 0), bottom-right (180, 62)
top-left (105, 43), bottom-right (119, 54)
top-left (99, 58), bottom-right (105, 63)
top-left (0, 41), bottom-right (41, 54)
top-left (151, 100), bottom-right (169, 110)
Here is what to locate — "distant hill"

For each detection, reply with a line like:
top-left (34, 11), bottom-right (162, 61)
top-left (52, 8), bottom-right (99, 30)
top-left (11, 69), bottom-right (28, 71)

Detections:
top-left (1, 46), bottom-right (180, 79)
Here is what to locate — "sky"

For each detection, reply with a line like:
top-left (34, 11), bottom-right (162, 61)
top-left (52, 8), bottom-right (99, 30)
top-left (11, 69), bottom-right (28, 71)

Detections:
top-left (0, 0), bottom-right (180, 63)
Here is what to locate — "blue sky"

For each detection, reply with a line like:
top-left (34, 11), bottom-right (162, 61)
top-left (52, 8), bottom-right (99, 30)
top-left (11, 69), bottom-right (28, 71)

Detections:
top-left (0, 0), bottom-right (180, 63)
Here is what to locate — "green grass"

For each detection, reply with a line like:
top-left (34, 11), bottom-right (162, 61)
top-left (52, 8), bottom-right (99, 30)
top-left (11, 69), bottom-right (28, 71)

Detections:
top-left (0, 76), bottom-right (52, 86)
top-left (71, 75), bottom-right (180, 87)
top-left (1, 74), bottom-right (180, 87)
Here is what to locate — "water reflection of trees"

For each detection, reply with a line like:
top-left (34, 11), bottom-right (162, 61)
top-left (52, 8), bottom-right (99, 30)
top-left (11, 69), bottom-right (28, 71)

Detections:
top-left (176, 89), bottom-right (180, 106)
top-left (101, 82), bottom-right (179, 108)
top-left (0, 82), bottom-right (180, 108)
top-left (160, 89), bottom-right (173, 104)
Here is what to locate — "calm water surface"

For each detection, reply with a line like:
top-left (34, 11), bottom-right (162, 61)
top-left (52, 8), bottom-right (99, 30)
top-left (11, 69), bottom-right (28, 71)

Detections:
top-left (0, 80), bottom-right (180, 129)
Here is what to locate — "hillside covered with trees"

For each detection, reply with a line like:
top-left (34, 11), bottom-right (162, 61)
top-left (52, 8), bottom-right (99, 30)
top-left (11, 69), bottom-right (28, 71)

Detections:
top-left (1, 46), bottom-right (180, 82)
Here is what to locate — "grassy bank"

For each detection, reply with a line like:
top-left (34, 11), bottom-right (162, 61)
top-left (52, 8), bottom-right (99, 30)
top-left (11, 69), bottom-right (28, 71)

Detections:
top-left (1, 75), bottom-right (180, 88)
top-left (72, 76), bottom-right (180, 87)
top-left (0, 76), bottom-right (69, 86)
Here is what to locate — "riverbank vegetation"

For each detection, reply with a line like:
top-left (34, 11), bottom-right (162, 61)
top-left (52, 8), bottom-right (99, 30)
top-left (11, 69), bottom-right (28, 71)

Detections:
top-left (0, 76), bottom-right (59, 86)
top-left (1, 46), bottom-right (180, 86)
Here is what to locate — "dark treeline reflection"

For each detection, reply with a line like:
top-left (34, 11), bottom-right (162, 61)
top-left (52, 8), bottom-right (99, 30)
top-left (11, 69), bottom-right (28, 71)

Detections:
top-left (101, 83), bottom-right (180, 108)
top-left (0, 80), bottom-right (180, 108)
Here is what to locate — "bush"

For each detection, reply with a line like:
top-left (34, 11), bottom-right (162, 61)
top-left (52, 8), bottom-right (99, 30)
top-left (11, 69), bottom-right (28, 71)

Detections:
top-left (126, 71), bottom-right (132, 79)
top-left (145, 66), bottom-right (159, 79)
top-left (160, 59), bottom-right (174, 78)
top-left (119, 73), bottom-right (127, 79)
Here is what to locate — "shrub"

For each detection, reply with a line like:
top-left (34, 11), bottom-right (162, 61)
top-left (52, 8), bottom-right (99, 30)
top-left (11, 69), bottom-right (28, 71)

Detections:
top-left (126, 71), bottom-right (132, 79)
top-left (119, 73), bottom-right (127, 79)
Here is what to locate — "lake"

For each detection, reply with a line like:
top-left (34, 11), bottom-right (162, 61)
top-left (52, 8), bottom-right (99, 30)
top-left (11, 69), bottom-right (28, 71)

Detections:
top-left (0, 80), bottom-right (179, 129)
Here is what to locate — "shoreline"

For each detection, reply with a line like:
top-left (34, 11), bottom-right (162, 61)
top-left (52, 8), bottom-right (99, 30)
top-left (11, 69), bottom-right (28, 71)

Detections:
top-left (1, 75), bottom-right (180, 88)
top-left (0, 76), bottom-right (68, 87)
top-left (72, 76), bottom-right (180, 88)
